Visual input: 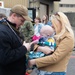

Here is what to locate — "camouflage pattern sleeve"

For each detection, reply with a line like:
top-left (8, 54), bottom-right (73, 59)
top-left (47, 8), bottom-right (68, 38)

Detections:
top-left (19, 21), bottom-right (34, 43)
top-left (25, 21), bottom-right (34, 42)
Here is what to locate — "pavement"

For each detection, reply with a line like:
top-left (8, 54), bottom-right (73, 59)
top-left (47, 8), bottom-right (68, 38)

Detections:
top-left (66, 51), bottom-right (75, 75)
top-left (72, 27), bottom-right (75, 51)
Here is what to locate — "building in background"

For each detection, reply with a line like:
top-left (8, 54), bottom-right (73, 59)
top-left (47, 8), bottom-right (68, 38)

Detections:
top-left (54, 0), bottom-right (75, 13)
top-left (29, 0), bottom-right (60, 19)
top-left (0, 0), bottom-right (29, 17)
top-left (0, 0), bottom-right (28, 8)
top-left (0, 0), bottom-right (60, 20)
top-left (54, 0), bottom-right (75, 27)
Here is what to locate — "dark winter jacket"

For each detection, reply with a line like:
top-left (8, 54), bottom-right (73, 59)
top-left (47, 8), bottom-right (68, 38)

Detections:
top-left (0, 19), bottom-right (27, 75)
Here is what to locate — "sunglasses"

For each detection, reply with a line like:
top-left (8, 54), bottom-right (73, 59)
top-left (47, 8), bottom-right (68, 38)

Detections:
top-left (54, 12), bottom-right (60, 17)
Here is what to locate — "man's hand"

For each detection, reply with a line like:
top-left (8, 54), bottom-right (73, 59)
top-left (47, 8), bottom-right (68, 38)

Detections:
top-left (23, 41), bottom-right (30, 51)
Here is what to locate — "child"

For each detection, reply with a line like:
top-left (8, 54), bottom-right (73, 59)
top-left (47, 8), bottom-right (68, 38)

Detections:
top-left (26, 25), bottom-right (56, 73)
top-left (32, 17), bottom-right (44, 41)
top-left (29, 25), bottom-right (56, 59)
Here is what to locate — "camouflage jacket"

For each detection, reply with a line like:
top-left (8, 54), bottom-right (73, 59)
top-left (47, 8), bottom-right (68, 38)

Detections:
top-left (19, 21), bottom-right (34, 43)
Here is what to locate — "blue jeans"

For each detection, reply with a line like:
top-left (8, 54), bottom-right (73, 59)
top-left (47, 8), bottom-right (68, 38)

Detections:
top-left (37, 70), bottom-right (66, 75)
top-left (44, 72), bottom-right (66, 75)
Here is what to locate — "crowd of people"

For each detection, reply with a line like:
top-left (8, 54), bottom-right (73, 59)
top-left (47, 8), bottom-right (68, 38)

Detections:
top-left (0, 4), bottom-right (74, 75)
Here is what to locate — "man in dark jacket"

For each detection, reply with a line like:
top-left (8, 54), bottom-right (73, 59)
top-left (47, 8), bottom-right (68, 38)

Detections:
top-left (0, 5), bottom-right (32, 75)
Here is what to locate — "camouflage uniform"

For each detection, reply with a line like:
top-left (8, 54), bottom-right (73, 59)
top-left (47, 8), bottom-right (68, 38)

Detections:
top-left (19, 21), bottom-right (34, 43)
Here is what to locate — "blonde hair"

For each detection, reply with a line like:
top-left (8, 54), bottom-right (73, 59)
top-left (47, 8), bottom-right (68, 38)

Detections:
top-left (51, 12), bottom-right (74, 40)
